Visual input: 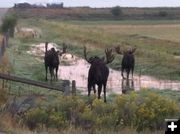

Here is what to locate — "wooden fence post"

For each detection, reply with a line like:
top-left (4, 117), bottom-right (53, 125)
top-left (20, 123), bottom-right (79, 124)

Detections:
top-left (72, 80), bottom-right (76, 96)
top-left (63, 80), bottom-right (70, 96)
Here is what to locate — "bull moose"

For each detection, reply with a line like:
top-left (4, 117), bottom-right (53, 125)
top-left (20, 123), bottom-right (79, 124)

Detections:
top-left (44, 42), bottom-right (66, 81)
top-left (84, 46), bottom-right (114, 102)
top-left (115, 45), bottom-right (136, 79)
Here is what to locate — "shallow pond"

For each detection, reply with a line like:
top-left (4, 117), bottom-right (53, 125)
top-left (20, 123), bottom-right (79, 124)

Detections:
top-left (28, 43), bottom-right (180, 95)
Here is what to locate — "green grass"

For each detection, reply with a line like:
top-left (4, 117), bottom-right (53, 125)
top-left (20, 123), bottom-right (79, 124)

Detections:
top-left (64, 19), bottom-right (180, 25)
top-left (148, 89), bottom-right (180, 105)
top-left (3, 17), bottom-right (180, 134)
top-left (7, 39), bottom-right (41, 79)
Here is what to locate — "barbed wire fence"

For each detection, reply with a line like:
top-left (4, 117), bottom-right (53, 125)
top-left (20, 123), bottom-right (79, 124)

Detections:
top-left (0, 32), bottom-right (9, 93)
top-left (0, 33), bottom-right (77, 96)
top-left (0, 32), bottom-right (9, 63)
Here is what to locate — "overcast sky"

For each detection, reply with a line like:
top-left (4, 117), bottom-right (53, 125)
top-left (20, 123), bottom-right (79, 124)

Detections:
top-left (1, 0), bottom-right (180, 8)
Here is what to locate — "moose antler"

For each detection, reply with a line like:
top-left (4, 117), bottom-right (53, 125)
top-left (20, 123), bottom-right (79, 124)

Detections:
top-left (62, 42), bottom-right (67, 53)
top-left (45, 42), bottom-right (49, 53)
top-left (129, 47), bottom-right (136, 54)
top-left (105, 48), bottom-right (114, 64)
top-left (84, 46), bottom-right (92, 63)
top-left (58, 43), bottom-right (68, 56)
top-left (115, 46), bottom-right (123, 54)
top-left (115, 45), bottom-right (136, 54)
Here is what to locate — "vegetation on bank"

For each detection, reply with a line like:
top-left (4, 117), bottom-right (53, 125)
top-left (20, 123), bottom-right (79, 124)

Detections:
top-left (0, 89), bottom-right (179, 133)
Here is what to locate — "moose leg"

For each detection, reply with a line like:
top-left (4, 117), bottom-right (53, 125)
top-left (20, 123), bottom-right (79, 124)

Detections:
top-left (121, 68), bottom-right (125, 79)
top-left (49, 67), bottom-right (53, 81)
top-left (88, 83), bottom-right (91, 96)
top-left (45, 65), bottom-right (48, 81)
top-left (103, 83), bottom-right (107, 103)
top-left (55, 66), bottom-right (59, 80)
top-left (126, 69), bottom-right (130, 79)
top-left (93, 84), bottom-right (96, 94)
top-left (98, 84), bottom-right (102, 99)
top-left (131, 67), bottom-right (134, 79)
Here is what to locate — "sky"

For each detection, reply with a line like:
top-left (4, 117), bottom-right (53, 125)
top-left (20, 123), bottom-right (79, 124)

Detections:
top-left (1, 0), bottom-right (180, 8)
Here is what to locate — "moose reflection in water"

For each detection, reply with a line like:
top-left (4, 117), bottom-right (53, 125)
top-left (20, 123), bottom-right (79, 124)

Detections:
top-left (122, 79), bottom-right (135, 94)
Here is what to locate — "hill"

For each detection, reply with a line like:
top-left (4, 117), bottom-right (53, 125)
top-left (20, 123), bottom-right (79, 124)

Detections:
top-left (8, 7), bottom-right (180, 20)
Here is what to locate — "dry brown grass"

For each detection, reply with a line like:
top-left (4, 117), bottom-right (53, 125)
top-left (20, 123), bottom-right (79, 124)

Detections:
top-left (0, 87), bottom-right (7, 106)
top-left (0, 49), bottom-right (11, 106)
top-left (98, 24), bottom-right (180, 43)
top-left (0, 53), bottom-right (11, 73)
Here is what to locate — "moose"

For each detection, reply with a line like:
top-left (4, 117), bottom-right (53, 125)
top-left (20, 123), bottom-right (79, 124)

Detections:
top-left (115, 44), bottom-right (136, 79)
top-left (121, 79), bottom-right (134, 94)
top-left (44, 42), bottom-right (66, 81)
top-left (84, 46), bottom-right (114, 102)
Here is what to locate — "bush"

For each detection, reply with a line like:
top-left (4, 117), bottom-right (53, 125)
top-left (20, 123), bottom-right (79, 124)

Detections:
top-left (54, 96), bottom-right (86, 120)
top-left (80, 105), bottom-right (95, 129)
top-left (111, 6), bottom-right (122, 17)
top-left (91, 99), bottom-right (116, 128)
top-left (0, 88), bottom-right (7, 107)
top-left (21, 90), bottom-right (180, 132)
top-left (79, 99), bottom-right (116, 129)
top-left (114, 90), bottom-right (180, 131)
top-left (47, 111), bottom-right (67, 129)
top-left (25, 108), bottom-right (48, 130)
top-left (0, 14), bottom-right (17, 37)
top-left (158, 11), bottom-right (168, 17)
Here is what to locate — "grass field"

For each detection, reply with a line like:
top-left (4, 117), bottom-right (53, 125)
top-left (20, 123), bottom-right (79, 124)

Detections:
top-left (1, 18), bottom-right (180, 134)
top-left (14, 19), bottom-right (180, 80)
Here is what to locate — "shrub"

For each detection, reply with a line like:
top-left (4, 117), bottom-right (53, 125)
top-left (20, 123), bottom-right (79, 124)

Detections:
top-left (0, 88), bottom-right (7, 107)
top-left (79, 105), bottom-right (95, 129)
top-left (114, 90), bottom-right (180, 131)
top-left (25, 108), bottom-right (48, 130)
top-left (47, 111), bottom-right (67, 129)
top-left (0, 14), bottom-right (17, 37)
top-left (21, 90), bottom-right (180, 132)
top-left (91, 99), bottom-right (116, 128)
top-left (158, 11), bottom-right (168, 17)
top-left (111, 6), bottom-right (122, 17)
top-left (54, 96), bottom-right (86, 120)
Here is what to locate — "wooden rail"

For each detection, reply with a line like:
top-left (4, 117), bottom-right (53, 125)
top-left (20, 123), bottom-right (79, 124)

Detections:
top-left (0, 73), bottom-right (66, 92)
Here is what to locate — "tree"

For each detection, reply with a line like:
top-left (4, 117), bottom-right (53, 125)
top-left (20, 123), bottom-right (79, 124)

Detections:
top-left (158, 11), bottom-right (168, 17)
top-left (111, 6), bottom-right (122, 17)
top-left (0, 14), bottom-right (17, 37)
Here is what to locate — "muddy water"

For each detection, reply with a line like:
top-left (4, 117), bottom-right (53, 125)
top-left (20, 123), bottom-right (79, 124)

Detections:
top-left (28, 43), bottom-right (180, 95)
top-left (58, 58), bottom-right (180, 94)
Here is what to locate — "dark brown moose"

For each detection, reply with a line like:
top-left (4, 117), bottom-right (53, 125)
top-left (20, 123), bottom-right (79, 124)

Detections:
top-left (115, 45), bottom-right (136, 79)
top-left (84, 46), bottom-right (114, 102)
top-left (44, 42), bottom-right (65, 81)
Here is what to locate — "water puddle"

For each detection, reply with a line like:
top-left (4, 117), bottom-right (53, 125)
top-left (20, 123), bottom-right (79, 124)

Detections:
top-left (27, 43), bottom-right (180, 95)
